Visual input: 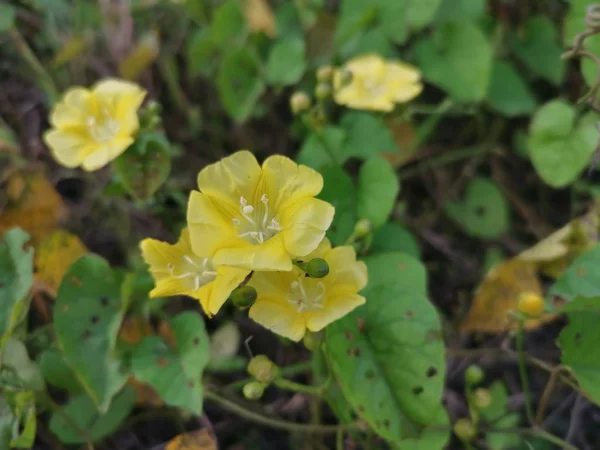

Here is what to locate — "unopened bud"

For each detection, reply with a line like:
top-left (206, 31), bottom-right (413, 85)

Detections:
top-left (308, 104), bottom-right (327, 127)
top-left (243, 381), bottom-right (266, 400)
top-left (453, 418), bottom-right (476, 442)
top-left (315, 83), bottom-right (332, 101)
top-left (247, 355), bottom-right (280, 383)
top-left (354, 219), bottom-right (372, 238)
top-left (229, 286), bottom-right (257, 309)
top-left (472, 388), bottom-right (492, 410)
top-left (316, 65), bottom-right (334, 82)
top-left (307, 258), bottom-right (329, 278)
top-left (290, 91), bottom-right (312, 115)
top-left (465, 365), bottom-right (484, 385)
top-left (302, 331), bottom-right (323, 351)
top-left (337, 69), bottom-right (353, 87)
top-left (518, 292), bottom-right (544, 317)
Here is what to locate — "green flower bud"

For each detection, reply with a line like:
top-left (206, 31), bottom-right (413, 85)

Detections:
top-left (306, 258), bottom-right (329, 278)
top-left (315, 83), bottom-right (332, 101)
top-left (465, 365), bottom-right (484, 385)
top-left (453, 418), bottom-right (476, 442)
top-left (247, 355), bottom-right (280, 383)
top-left (243, 381), bottom-right (266, 400)
top-left (472, 388), bottom-right (492, 410)
top-left (316, 65), bottom-right (334, 82)
top-left (229, 286), bottom-right (257, 309)
top-left (290, 91), bottom-right (312, 115)
top-left (302, 331), bottom-right (323, 351)
top-left (308, 104), bottom-right (327, 127)
top-left (338, 69), bottom-right (353, 87)
top-left (354, 219), bottom-right (372, 238)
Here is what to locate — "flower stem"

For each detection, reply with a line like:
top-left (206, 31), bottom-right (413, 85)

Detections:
top-left (224, 361), bottom-right (312, 392)
top-left (204, 390), bottom-right (355, 433)
top-left (274, 378), bottom-right (324, 397)
top-left (516, 319), bottom-right (535, 425)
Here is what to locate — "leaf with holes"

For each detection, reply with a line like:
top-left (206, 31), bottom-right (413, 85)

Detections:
top-left (326, 253), bottom-right (446, 442)
top-left (357, 157), bottom-right (400, 228)
top-left (559, 308), bottom-right (600, 403)
top-left (49, 386), bottom-right (135, 444)
top-left (38, 347), bottom-right (83, 393)
top-left (550, 244), bottom-right (600, 303)
top-left (0, 228), bottom-right (34, 348)
top-left (54, 254), bottom-right (127, 413)
top-left (445, 177), bottom-right (510, 239)
top-left (131, 312), bottom-right (210, 414)
top-left (318, 166), bottom-right (357, 246)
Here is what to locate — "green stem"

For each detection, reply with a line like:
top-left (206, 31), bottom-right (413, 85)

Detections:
top-left (516, 319), bottom-right (535, 425)
top-left (534, 429), bottom-right (578, 450)
top-left (274, 378), bottom-right (325, 397)
top-left (224, 361), bottom-right (312, 391)
top-left (9, 28), bottom-right (60, 105)
top-left (336, 429), bottom-right (344, 450)
top-left (204, 390), bottom-right (355, 433)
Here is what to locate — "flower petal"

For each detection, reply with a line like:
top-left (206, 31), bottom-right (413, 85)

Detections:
top-left (197, 150), bottom-right (262, 209)
top-left (326, 246), bottom-right (368, 292)
top-left (204, 266), bottom-right (251, 316)
top-left (213, 233), bottom-right (292, 271)
top-left (43, 130), bottom-right (87, 168)
top-left (385, 61), bottom-right (421, 83)
top-left (187, 191), bottom-right (239, 257)
top-left (80, 137), bottom-right (133, 171)
top-left (281, 197), bottom-right (335, 257)
top-left (50, 88), bottom-right (92, 128)
top-left (262, 155), bottom-right (323, 210)
top-left (93, 78), bottom-right (146, 97)
top-left (306, 293), bottom-right (365, 332)
top-left (249, 296), bottom-right (307, 341)
top-left (393, 82), bottom-right (424, 103)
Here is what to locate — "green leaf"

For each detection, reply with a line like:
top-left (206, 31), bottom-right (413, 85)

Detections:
top-left (510, 16), bottom-right (565, 86)
top-left (486, 60), bottom-right (537, 117)
top-left (1, 338), bottom-right (44, 392)
top-left (334, 0), bottom-right (378, 50)
top-left (379, 0), bottom-right (443, 44)
top-left (391, 406), bottom-right (449, 450)
top-left (415, 22), bottom-right (492, 102)
top-left (357, 157), bottom-right (400, 228)
top-left (434, 0), bottom-right (485, 23)
top-left (2, 391), bottom-right (36, 448)
top-left (564, 0), bottom-right (600, 88)
top-left (481, 381), bottom-right (520, 450)
top-left (550, 244), bottom-right (600, 302)
top-left (54, 254), bottom-right (127, 413)
top-left (326, 253), bottom-right (446, 442)
top-left (131, 312), bottom-right (210, 414)
top-left (211, 0), bottom-right (246, 45)
top-left (0, 228), bottom-right (33, 348)
top-left (217, 48), bottom-right (265, 123)
top-left (318, 166), bottom-right (357, 246)
top-left (297, 126), bottom-right (347, 170)
top-left (38, 348), bottom-right (83, 393)
top-left (339, 27), bottom-right (394, 60)
top-left (526, 100), bottom-right (598, 188)
top-left (113, 132), bottom-right (171, 200)
top-left (0, 4), bottom-right (15, 32)
top-left (558, 308), bottom-right (600, 403)
top-left (340, 111), bottom-right (399, 160)
top-left (187, 29), bottom-right (219, 77)
top-left (49, 386), bottom-right (135, 444)
top-left (445, 177), bottom-right (510, 239)
top-left (266, 35), bottom-right (306, 86)
top-left (371, 223), bottom-right (420, 259)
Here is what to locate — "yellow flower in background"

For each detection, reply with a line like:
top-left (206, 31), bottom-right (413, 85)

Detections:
top-left (44, 79), bottom-right (146, 171)
top-left (333, 54), bottom-right (423, 112)
top-left (247, 239), bottom-right (367, 341)
top-left (187, 151), bottom-right (335, 272)
top-left (140, 228), bottom-right (250, 317)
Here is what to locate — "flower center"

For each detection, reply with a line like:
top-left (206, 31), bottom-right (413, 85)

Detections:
top-left (167, 254), bottom-right (217, 291)
top-left (87, 108), bottom-right (120, 143)
top-left (362, 78), bottom-right (385, 97)
top-left (232, 194), bottom-right (283, 245)
top-left (287, 277), bottom-right (326, 313)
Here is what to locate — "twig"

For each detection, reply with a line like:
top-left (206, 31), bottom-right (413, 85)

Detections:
top-left (565, 395), bottom-right (587, 445)
top-left (535, 365), bottom-right (564, 425)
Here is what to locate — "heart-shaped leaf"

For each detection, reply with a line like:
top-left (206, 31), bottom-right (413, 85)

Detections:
top-left (357, 157), bottom-right (400, 228)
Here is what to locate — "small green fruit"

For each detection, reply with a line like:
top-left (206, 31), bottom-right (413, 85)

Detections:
top-left (243, 381), bottom-right (266, 400)
top-left (453, 418), bottom-right (476, 442)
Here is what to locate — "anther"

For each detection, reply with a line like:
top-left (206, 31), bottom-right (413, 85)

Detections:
top-left (243, 205), bottom-right (254, 214)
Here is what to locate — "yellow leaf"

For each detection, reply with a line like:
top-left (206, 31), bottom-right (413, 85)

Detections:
top-left (244, 0), bottom-right (276, 38)
top-left (0, 171), bottom-right (67, 243)
top-left (166, 428), bottom-right (217, 450)
top-left (52, 37), bottom-right (87, 69)
top-left (119, 30), bottom-right (160, 81)
top-left (460, 259), bottom-right (556, 333)
top-left (34, 229), bottom-right (88, 296)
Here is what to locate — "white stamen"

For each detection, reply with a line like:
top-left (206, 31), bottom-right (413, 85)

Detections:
top-left (261, 194), bottom-right (269, 204)
top-left (193, 276), bottom-right (200, 291)
top-left (232, 218), bottom-right (241, 225)
top-left (243, 205), bottom-right (254, 214)
top-left (240, 196), bottom-right (248, 206)
top-left (184, 255), bottom-right (201, 268)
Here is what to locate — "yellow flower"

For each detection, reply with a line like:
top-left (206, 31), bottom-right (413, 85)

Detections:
top-left (43, 79), bottom-right (146, 171)
top-left (247, 239), bottom-right (367, 341)
top-left (187, 151), bottom-right (335, 272)
top-left (140, 228), bottom-right (250, 316)
top-left (333, 54), bottom-right (423, 112)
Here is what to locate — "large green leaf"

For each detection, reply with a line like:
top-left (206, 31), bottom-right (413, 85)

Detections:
top-left (371, 223), bottom-right (420, 259)
top-left (217, 48), bottom-right (265, 123)
top-left (318, 166), bottom-right (357, 246)
top-left (415, 22), bottom-right (492, 102)
top-left (38, 347), bottom-right (83, 393)
top-left (49, 387), bottom-right (135, 444)
top-left (526, 100), bottom-right (598, 188)
top-left (266, 35), bottom-right (306, 86)
top-left (550, 244), bottom-right (600, 302)
top-left (486, 60), bottom-right (537, 117)
top-left (378, 0), bottom-right (443, 44)
top-left (444, 177), bottom-right (510, 239)
top-left (340, 112), bottom-right (399, 160)
top-left (334, 0), bottom-right (378, 49)
top-left (54, 255), bottom-right (127, 413)
top-left (326, 253), bottom-right (446, 442)
top-left (0, 228), bottom-right (33, 348)
top-left (434, 0), bottom-right (485, 23)
top-left (296, 127), bottom-right (348, 170)
top-left (510, 16), bottom-right (565, 86)
top-left (131, 312), bottom-right (210, 414)
top-left (357, 157), bottom-right (400, 228)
